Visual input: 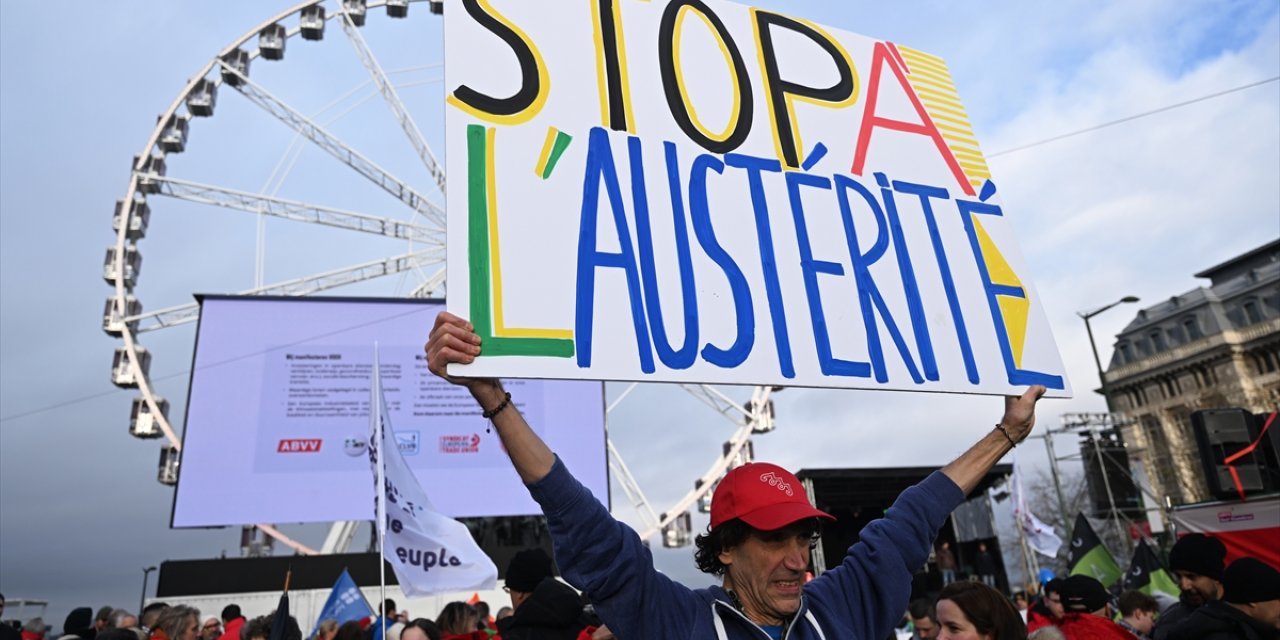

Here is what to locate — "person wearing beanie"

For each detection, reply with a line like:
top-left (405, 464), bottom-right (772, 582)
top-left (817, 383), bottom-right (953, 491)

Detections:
top-left (496, 548), bottom-right (590, 640)
top-left (1154, 533), bottom-right (1228, 640)
top-left (1168, 556), bottom-right (1280, 640)
top-left (1054, 575), bottom-right (1138, 640)
top-left (56, 609), bottom-right (96, 640)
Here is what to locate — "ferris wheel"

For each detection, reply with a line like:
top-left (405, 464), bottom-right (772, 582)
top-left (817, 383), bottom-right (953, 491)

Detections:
top-left (103, 0), bottom-right (778, 555)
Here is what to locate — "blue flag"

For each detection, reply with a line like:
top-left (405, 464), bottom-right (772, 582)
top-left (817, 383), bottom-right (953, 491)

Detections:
top-left (310, 569), bottom-right (374, 639)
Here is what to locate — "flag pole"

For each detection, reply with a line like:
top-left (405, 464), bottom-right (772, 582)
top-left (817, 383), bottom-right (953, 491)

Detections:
top-left (373, 343), bottom-right (388, 640)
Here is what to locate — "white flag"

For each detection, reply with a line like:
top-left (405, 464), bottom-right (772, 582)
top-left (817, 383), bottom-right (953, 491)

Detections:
top-left (369, 346), bottom-right (498, 596)
top-left (1011, 455), bottom-right (1063, 559)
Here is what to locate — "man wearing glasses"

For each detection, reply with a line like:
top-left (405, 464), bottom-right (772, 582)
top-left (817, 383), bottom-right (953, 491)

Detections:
top-left (199, 618), bottom-right (221, 640)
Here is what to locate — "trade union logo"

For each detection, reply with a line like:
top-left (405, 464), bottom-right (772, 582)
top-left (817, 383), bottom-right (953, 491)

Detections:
top-left (277, 438), bottom-right (322, 453)
top-left (439, 434), bottom-right (481, 454)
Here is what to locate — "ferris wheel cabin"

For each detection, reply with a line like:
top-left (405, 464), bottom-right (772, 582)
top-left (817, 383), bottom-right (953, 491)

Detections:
top-left (111, 345), bottom-right (152, 388)
top-left (159, 115), bottom-right (190, 153)
top-left (133, 154), bottom-right (166, 194)
top-left (158, 445), bottom-right (180, 486)
top-left (103, 244), bottom-right (142, 289)
top-left (113, 198), bottom-right (150, 240)
top-left (130, 396), bottom-right (170, 439)
top-left (187, 79), bottom-right (217, 117)
top-left (300, 5), bottom-right (326, 40)
top-left (102, 295), bottom-right (142, 337)
top-left (341, 0), bottom-right (368, 26)
top-left (220, 49), bottom-right (251, 87)
top-left (259, 23), bottom-right (287, 60)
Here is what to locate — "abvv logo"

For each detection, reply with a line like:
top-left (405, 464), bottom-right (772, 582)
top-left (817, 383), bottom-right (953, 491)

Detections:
top-left (277, 438), bottom-right (322, 453)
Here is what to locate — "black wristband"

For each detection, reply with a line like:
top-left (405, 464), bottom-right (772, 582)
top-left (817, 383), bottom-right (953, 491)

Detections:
top-left (995, 422), bottom-right (1018, 446)
top-left (482, 391), bottom-right (513, 420)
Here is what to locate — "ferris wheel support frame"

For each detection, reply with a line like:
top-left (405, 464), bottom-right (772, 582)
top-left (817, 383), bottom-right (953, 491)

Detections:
top-left (336, 11), bottom-right (447, 194)
top-left (109, 0), bottom-right (779, 556)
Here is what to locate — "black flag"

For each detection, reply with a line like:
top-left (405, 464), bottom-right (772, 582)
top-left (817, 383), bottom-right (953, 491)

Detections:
top-left (1124, 538), bottom-right (1179, 597)
top-left (1066, 513), bottom-right (1122, 586)
top-left (268, 568), bottom-right (291, 640)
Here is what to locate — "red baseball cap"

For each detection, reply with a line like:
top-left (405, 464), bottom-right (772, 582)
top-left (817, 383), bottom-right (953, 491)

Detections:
top-left (710, 462), bottom-right (835, 530)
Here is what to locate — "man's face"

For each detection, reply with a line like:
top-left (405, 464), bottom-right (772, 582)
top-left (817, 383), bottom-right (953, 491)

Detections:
top-left (912, 615), bottom-right (939, 639)
top-left (1046, 592), bottom-right (1065, 619)
top-left (180, 616), bottom-right (199, 640)
top-left (1242, 599), bottom-right (1280, 630)
top-left (508, 589), bottom-right (532, 612)
top-left (201, 621), bottom-right (222, 640)
top-left (1175, 570), bottom-right (1223, 605)
top-left (719, 521), bottom-right (814, 626)
top-left (120, 617), bottom-right (138, 630)
top-left (1129, 609), bottom-right (1156, 634)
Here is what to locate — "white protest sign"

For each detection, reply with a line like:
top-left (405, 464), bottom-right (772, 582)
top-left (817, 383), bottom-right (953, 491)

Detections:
top-left (445, 0), bottom-right (1071, 397)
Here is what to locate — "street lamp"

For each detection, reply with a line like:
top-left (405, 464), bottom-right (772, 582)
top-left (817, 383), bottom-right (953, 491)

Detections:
top-left (1078, 295), bottom-right (1140, 408)
top-left (140, 566), bottom-right (157, 615)
top-left (1077, 295), bottom-right (1140, 552)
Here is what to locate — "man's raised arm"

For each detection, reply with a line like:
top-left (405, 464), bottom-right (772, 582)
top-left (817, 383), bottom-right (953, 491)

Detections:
top-left (942, 385), bottom-right (1047, 494)
top-left (424, 311), bottom-right (555, 483)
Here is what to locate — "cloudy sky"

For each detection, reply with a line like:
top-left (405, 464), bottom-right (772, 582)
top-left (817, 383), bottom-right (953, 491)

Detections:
top-left (2, 0), bottom-right (1277, 627)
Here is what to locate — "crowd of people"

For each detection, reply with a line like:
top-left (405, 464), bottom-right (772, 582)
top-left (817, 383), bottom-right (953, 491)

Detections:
top-left (7, 310), bottom-right (1276, 640)
top-left (423, 312), bottom-right (1280, 639)
top-left (895, 534), bottom-right (1280, 639)
top-left (0, 551), bottom-right (614, 640)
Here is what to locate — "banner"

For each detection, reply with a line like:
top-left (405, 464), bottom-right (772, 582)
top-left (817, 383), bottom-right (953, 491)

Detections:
top-left (1066, 513), bottom-right (1122, 586)
top-left (444, 0), bottom-right (1071, 398)
top-left (1123, 539), bottom-right (1179, 598)
top-left (309, 569), bottom-right (374, 639)
top-left (370, 346), bottom-right (499, 596)
top-left (1169, 495), bottom-right (1280, 569)
top-left (1011, 458), bottom-right (1062, 558)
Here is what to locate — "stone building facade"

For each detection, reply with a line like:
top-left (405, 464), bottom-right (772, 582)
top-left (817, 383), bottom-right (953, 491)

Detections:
top-left (1103, 239), bottom-right (1280, 506)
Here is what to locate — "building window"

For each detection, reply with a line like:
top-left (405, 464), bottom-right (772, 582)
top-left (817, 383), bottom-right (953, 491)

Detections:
top-left (1183, 316), bottom-right (1203, 340)
top-left (1243, 299), bottom-right (1263, 325)
top-left (1118, 342), bottom-right (1133, 362)
top-left (1150, 330), bottom-right (1167, 352)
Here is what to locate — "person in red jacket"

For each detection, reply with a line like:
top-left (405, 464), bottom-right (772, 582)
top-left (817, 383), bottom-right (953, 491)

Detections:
top-left (1026, 579), bottom-right (1065, 633)
top-left (1055, 575), bottom-right (1137, 640)
top-left (215, 607), bottom-right (243, 640)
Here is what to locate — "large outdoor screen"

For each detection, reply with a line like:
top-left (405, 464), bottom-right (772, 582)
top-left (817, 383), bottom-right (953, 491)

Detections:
top-left (172, 296), bottom-right (608, 528)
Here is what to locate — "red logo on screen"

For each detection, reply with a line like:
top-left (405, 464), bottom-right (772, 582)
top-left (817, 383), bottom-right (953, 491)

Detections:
top-left (277, 438), bottom-right (322, 453)
top-left (439, 434), bottom-right (480, 454)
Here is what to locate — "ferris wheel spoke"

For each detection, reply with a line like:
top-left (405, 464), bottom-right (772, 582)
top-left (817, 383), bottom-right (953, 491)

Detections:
top-left (147, 174), bottom-right (443, 244)
top-left (127, 250), bottom-right (441, 333)
top-left (218, 61), bottom-right (444, 227)
top-left (678, 383), bottom-right (751, 425)
top-left (407, 265), bottom-right (446, 298)
top-left (337, 10), bottom-right (447, 195)
top-left (607, 438), bottom-right (662, 531)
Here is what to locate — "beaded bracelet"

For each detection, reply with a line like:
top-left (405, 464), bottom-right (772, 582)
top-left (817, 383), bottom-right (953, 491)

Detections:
top-left (995, 422), bottom-right (1018, 446)
top-left (482, 391), bottom-right (513, 420)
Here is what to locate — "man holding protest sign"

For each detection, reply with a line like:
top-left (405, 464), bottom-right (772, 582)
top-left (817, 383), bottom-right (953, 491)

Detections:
top-left (426, 311), bottom-right (1046, 640)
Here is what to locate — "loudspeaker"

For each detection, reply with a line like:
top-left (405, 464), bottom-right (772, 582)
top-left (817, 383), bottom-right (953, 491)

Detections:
top-left (1191, 408), bottom-right (1278, 499)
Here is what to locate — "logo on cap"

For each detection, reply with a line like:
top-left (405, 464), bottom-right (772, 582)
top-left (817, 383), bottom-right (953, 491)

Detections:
top-left (759, 471), bottom-right (794, 496)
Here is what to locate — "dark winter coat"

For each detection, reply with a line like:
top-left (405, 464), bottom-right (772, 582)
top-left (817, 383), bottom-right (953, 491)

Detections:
top-left (496, 577), bottom-right (588, 640)
top-left (1167, 600), bottom-right (1279, 640)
